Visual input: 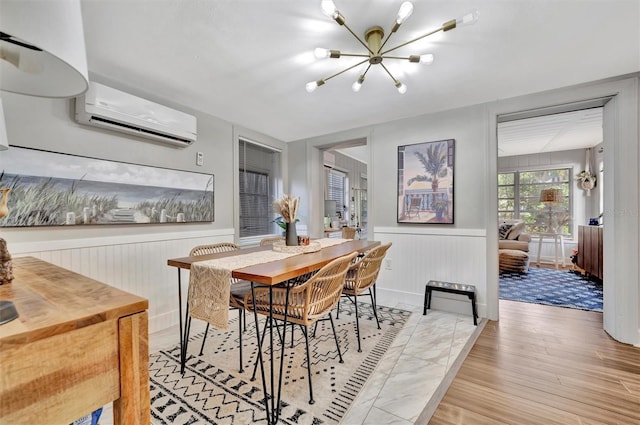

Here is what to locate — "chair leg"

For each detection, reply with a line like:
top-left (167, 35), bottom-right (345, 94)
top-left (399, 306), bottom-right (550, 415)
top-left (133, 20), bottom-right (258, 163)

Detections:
top-left (336, 298), bottom-right (341, 319)
top-left (238, 308), bottom-right (244, 373)
top-left (198, 322), bottom-right (210, 356)
top-left (354, 297), bottom-right (362, 352)
top-left (301, 325), bottom-right (315, 405)
top-left (328, 312), bottom-right (344, 363)
top-left (369, 287), bottom-right (381, 330)
top-left (243, 309), bottom-right (247, 332)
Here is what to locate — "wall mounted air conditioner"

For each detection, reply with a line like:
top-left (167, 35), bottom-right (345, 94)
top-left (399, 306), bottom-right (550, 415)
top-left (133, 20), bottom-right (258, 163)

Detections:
top-left (75, 82), bottom-right (197, 147)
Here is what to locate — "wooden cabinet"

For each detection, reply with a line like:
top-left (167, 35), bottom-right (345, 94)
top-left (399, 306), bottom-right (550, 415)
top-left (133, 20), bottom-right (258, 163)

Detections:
top-left (0, 257), bottom-right (150, 425)
top-left (577, 225), bottom-right (603, 281)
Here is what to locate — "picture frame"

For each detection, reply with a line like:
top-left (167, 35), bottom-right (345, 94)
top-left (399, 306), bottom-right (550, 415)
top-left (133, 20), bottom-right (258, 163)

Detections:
top-left (397, 139), bottom-right (454, 224)
top-left (0, 146), bottom-right (214, 227)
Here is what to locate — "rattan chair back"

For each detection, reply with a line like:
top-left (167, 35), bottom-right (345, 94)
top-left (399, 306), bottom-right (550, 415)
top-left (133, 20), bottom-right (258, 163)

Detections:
top-left (259, 236), bottom-right (285, 246)
top-left (246, 251), bottom-right (358, 326)
top-left (189, 242), bottom-right (239, 256)
top-left (344, 243), bottom-right (392, 296)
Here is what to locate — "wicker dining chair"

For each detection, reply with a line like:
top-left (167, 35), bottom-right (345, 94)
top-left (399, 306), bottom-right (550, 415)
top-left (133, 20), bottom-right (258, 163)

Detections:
top-left (341, 226), bottom-right (357, 240)
top-left (245, 251), bottom-right (358, 404)
top-left (187, 242), bottom-right (251, 372)
top-left (337, 242), bottom-right (392, 352)
top-left (259, 236), bottom-right (285, 246)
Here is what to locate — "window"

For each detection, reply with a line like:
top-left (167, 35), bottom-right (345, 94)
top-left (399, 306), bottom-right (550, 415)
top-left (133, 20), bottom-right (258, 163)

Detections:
top-left (325, 167), bottom-right (346, 219)
top-left (239, 139), bottom-right (281, 238)
top-left (498, 167), bottom-right (572, 235)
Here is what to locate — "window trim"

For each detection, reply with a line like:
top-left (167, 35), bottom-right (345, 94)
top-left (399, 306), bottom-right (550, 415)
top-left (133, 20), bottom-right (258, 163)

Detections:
top-left (238, 137), bottom-right (283, 242)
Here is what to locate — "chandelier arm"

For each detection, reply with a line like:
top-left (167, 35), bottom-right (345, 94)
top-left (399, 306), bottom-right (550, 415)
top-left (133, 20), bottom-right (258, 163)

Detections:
top-left (323, 58), bottom-right (371, 82)
top-left (361, 64), bottom-right (373, 77)
top-left (341, 21), bottom-right (375, 55)
top-left (378, 21), bottom-right (400, 52)
top-left (379, 62), bottom-right (400, 85)
top-left (338, 53), bottom-right (371, 58)
top-left (381, 26), bottom-right (444, 56)
top-left (381, 55), bottom-right (415, 60)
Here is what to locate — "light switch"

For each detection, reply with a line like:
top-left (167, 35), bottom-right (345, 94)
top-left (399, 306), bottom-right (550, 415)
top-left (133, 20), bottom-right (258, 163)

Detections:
top-left (196, 151), bottom-right (204, 166)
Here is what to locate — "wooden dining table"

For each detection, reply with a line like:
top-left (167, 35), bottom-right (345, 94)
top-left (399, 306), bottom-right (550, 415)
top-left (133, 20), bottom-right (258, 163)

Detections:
top-left (167, 238), bottom-right (380, 425)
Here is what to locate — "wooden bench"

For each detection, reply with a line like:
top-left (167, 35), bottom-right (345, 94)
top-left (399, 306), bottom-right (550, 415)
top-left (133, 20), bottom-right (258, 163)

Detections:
top-left (423, 280), bottom-right (478, 325)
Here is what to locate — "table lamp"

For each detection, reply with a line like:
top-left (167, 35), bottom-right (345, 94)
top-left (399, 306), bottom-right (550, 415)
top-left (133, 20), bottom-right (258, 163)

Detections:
top-left (539, 188), bottom-right (563, 233)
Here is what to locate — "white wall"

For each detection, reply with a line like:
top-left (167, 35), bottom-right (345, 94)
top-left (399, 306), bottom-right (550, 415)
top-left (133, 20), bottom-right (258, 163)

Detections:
top-left (0, 77), bottom-right (283, 333)
top-left (288, 75), bottom-right (640, 345)
top-left (2, 74), bottom-right (638, 345)
top-left (289, 105), bottom-right (490, 317)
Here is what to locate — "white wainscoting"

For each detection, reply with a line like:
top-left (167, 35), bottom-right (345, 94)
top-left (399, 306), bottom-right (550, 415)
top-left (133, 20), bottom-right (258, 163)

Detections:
top-left (9, 228), bottom-right (235, 334)
top-left (372, 227), bottom-right (488, 318)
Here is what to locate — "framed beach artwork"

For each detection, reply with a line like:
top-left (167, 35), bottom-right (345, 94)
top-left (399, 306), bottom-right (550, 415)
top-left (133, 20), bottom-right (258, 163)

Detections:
top-left (0, 146), bottom-right (214, 227)
top-left (397, 139), bottom-right (454, 224)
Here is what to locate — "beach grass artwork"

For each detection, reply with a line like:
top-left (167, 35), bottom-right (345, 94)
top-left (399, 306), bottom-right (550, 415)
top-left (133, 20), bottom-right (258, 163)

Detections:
top-left (0, 146), bottom-right (214, 227)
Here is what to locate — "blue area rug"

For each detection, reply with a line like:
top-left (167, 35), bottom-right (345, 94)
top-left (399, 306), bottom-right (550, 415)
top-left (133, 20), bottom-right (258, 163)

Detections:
top-left (500, 267), bottom-right (603, 312)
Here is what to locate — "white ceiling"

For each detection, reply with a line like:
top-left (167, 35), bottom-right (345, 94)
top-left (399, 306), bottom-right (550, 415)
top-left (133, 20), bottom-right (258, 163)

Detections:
top-left (497, 107), bottom-right (604, 158)
top-left (79, 1), bottom-right (639, 143)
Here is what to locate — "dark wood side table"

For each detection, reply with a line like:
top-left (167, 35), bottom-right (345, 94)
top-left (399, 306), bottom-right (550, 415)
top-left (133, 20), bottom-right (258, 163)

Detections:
top-left (423, 280), bottom-right (478, 325)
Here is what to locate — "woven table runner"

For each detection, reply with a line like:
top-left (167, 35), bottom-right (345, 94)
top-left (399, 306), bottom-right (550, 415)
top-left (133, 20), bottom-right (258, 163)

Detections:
top-left (188, 238), bottom-right (349, 329)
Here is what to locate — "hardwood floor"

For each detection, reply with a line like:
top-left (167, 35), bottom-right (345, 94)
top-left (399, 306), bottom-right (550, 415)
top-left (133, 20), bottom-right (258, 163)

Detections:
top-left (429, 300), bottom-right (640, 425)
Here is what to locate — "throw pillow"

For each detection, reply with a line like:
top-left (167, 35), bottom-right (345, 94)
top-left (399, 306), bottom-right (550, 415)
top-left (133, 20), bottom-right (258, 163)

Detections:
top-left (506, 221), bottom-right (525, 240)
top-left (498, 223), bottom-right (513, 239)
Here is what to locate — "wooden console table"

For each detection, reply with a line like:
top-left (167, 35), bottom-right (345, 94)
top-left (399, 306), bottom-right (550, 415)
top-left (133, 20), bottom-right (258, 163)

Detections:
top-left (0, 257), bottom-right (150, 425)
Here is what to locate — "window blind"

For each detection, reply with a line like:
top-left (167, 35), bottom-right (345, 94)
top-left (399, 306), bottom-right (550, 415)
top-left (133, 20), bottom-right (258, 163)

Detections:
top-left (239, 139), bottom-right (281, 238)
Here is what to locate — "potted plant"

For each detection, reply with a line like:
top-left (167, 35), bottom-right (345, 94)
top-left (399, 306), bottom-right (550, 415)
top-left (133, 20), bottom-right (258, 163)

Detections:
top-left (431, 198), bottom-right (448, 219)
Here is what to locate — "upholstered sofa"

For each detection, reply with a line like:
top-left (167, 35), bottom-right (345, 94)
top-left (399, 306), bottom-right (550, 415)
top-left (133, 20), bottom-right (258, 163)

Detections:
top-left (498, 219), bottom-right (531, 273)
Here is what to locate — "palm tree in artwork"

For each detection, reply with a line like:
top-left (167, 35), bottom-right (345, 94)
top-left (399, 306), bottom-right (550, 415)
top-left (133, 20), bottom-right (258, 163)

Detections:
top-left (407, 142), bottom-right (448, 192)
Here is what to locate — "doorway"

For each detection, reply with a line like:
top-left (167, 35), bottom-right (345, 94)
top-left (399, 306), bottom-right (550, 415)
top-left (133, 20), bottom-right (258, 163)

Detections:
top-left (488, 79), bottom-right (639, 346)
top-left (320, 141), bottom-right (369, 239)
top-left (497, 106), bottom-right (604, 312)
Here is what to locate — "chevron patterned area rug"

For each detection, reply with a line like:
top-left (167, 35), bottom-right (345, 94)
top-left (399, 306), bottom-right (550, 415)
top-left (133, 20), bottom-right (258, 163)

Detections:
top-left (500, 267), bottom-right (603, 311)
top-left (149, 302), bottom-right (410, 425)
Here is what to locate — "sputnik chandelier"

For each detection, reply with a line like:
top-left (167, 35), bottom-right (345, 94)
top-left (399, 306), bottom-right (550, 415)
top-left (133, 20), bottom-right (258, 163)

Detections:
top-left (306, 0), bottom-right (478, 94)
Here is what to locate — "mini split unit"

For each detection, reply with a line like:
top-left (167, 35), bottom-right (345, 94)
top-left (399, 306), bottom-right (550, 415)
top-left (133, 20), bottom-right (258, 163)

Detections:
top-left (75, 82), bottom-right (197, 147)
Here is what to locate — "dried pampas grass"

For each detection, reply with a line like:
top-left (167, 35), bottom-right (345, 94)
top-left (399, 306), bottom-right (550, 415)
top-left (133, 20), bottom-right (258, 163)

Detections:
top-left (273, 194), bottom-right (299, 223)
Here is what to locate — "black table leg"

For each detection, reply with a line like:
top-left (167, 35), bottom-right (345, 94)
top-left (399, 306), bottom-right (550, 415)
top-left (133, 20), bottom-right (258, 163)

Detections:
top-left (251, 283), bottom-right (271, 424)
top-left (177, 268), bottom-right (186, 375)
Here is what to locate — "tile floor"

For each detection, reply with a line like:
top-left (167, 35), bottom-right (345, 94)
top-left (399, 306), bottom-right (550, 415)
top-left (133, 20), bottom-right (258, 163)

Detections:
top-left (99, 304), bottom-right (480, 425)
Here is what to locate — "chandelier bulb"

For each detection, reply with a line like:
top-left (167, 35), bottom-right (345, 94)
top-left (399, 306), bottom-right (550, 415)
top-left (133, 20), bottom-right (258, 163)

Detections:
top-left (320, 0), bottom-right (338, 19)
top-left (314, 48), bottom-right (330, 59)
top-left (352, 75), bottom-right (365, 92)
top-left (395, 81), bottom-right (407, 94)
top-left (306, 79), bottom-right (326, 93)
top-left (457, 9), bottom-right (479, 27)
top-left (419, 53), bottom-right (434, 65)
top-left (396, 2), bottom-right (414, 25)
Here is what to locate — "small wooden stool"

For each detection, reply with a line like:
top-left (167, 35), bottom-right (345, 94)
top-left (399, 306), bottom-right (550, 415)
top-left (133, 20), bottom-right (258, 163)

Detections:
top-left (423, 280), bottom-right (478, 325)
